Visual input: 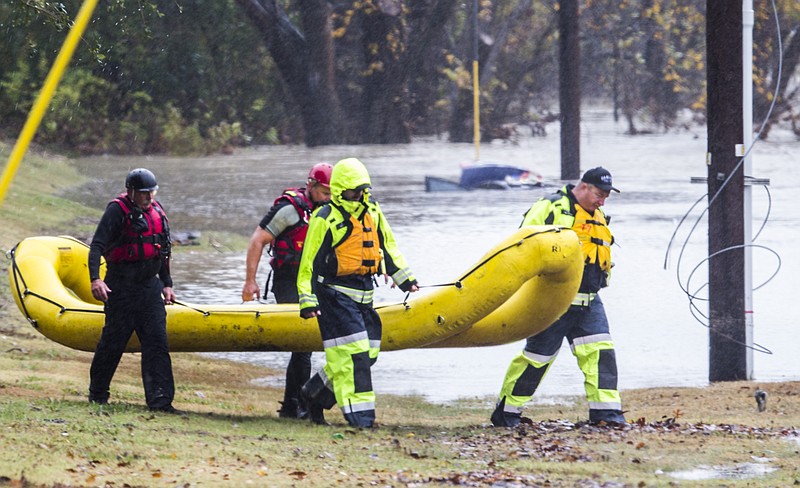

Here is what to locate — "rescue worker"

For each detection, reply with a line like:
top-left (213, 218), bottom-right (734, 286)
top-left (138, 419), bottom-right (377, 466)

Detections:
top-left (87, 168), bottom-right (181, 414)
top-left (241, 162), bottom-right (333, 419)
top-left (491, 167), bottom-right (626, 427)
top-left (297, 157), bottom-right (419, 428)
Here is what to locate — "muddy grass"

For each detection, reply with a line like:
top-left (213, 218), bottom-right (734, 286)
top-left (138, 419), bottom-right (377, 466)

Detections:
top-left (2, 144), bottom-right (800, 486)
top-left (1, 305), bottom-right (800, 487)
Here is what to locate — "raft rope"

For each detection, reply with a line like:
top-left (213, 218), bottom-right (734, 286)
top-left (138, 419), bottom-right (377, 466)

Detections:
top-left (378, 227), bottom-right (560, 311)
top-left (8, 227), bottom-right (560, 319)
top-left (7, 241), bottom-right (105, 328)
top-left (8, 243), bottom-right (37, 326)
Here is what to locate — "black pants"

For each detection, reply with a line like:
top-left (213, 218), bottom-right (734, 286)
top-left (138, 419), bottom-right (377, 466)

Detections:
top-left (272, 271), bottom-right (311, 411)
top-left (89, 275), bottom-right (174, 409)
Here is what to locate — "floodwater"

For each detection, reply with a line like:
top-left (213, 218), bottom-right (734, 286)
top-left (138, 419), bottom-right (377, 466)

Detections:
top-left (668, 460), bottom-right (776, 481)
top-left (67, 109), bottom-right (800, 404)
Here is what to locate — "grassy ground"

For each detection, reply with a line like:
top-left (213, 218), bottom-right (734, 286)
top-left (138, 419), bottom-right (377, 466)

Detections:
top-left (2, 145), bottom-right (800, 487)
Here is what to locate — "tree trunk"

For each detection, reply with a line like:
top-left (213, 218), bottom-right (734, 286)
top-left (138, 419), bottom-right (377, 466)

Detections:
top-left (299, 0), bottom-right (342, 132)
top-left (483, 20), bottom-right (555, 134)
top-left (612, 40), bottom-right (620, 123)
top-left (405, 0), bottom-right (458, 135)
top-left (448, 90), bottom-right (474, 143)
top-left (236, 0), bottom-right (342, 146)
top-left (447, 0), bottom-right (482, 144)
top-left (754, 12), bottom-right (800, 137)
top-left (448, 0), bottom-right (535, 144)
top-left (642, 0), bottom-right (663, 126)
top-left (356, 3), bottom-right (410, 143)
top-left (558, 0), bottom-right (580, 180)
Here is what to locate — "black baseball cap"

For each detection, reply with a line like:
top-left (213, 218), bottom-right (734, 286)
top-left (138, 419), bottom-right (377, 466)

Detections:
top-left (581, 167), bottom-right (619, 193)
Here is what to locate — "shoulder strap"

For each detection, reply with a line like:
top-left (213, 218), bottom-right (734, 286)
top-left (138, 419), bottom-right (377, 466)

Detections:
top-left (328, 203), bottom-right (354, 247)
top-left (111, 195), bottom-right (131, 214)
top-left (277, 188), bottom-right (313, 220)
top-left (544, 191), bottom-right (563, 204)
top-left (316, 204), bottom-right (332, 219)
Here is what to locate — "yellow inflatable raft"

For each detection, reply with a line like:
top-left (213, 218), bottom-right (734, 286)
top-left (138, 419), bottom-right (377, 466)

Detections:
top-left (7, 226), bottom-right (581, 353)
top-left (429, 227), bottom-right (585, 348)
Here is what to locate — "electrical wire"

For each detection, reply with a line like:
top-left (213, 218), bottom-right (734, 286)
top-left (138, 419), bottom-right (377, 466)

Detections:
top-left (663, 0), bottom-right (785, 354)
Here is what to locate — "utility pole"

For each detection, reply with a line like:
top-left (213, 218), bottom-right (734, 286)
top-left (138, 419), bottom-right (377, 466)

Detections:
top-left (558, 0), bottom-right (580, 180)
top-left (706, 0), bottom-right (747, 381)
top-left (741, 0), bottom-right (756, 379)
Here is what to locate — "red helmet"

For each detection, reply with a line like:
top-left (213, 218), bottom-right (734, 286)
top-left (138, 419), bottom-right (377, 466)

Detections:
top-left (308, 162), bottom-right (333, 188)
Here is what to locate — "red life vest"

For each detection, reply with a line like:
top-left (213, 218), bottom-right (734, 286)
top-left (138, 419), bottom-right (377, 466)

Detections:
top-left (270, 188), bottom-right (313, 270)
top-left (105, 193), bottom-right (170, 263)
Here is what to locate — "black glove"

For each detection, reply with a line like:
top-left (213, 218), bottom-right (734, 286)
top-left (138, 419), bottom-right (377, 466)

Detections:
top-left (398, 279), bottom-right (418, 293)
top-left (300, 306), bottom-right (320, 319)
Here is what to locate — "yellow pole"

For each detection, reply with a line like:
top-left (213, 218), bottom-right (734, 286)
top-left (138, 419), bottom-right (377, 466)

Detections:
top-left (472, 59), bottom-right (480, 161)
top-left (0, 0), bottom-right (99, 208)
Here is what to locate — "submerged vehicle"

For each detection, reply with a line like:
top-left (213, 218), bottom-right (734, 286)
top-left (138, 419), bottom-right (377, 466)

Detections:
top-left (425, 163), bottom-right (545, 191)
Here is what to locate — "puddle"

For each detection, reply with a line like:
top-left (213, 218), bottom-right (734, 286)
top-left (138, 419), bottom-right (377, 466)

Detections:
top-left (668, 460), bottom-right (776, 481)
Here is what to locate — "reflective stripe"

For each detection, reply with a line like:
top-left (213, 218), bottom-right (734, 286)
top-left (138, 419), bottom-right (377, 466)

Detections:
top-left (322, 330), bottom-right (369, 350)
top-left (498, 350), bottom-right (557, 410)
top-left (391, 267), bottom-right (414, 285)
top-left (571, 333), bottom-right (613, 348)
top-left (342, 401), bottom-right (376, 414)
top-left (329, 284), bottom-right (374, 304)
top-left (589, 400), bottom-right (622, 411)
top-left (369, 339), bottom-right (381, 350)
top-left (571, 292), bottom-right (597, 307)
top-left (573, 336), bottom-right (622, 408)
top-left (299, 293), bottom-right (319, 309)
top-left (318, 368), bottom-right (332, 387)
top-left (522, 349), bottom-right (558, 364)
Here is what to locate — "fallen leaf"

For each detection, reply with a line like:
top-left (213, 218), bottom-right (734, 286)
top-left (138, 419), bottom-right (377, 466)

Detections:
top-left (289, 470), bottom-right (307, 480)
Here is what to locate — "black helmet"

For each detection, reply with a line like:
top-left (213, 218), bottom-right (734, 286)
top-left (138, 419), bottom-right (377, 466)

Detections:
top-left (125, 168), bottom-right (159, 191)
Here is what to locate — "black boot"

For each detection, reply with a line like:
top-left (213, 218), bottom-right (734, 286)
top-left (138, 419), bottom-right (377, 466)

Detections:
top-left (589, 409), bottom-right (627, 427)
top-left (296, 395), bottom-right (310, 420)
top-left (88, 386), bottom-right (109, 405)
top-left (277, 398), bottom-right (301, 419)
top-left (301, 383), bottom-right (329, 426)
top-left (307, 402), bottom-right (329, 426)
top-left (490, 397), bottom-right (521, 427)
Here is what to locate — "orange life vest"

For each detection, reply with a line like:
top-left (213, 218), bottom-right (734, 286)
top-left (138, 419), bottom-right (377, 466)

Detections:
top-left (333, 209), bottom-right (381, 276)
top-left (572, 205), bottom-right (613, 273)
